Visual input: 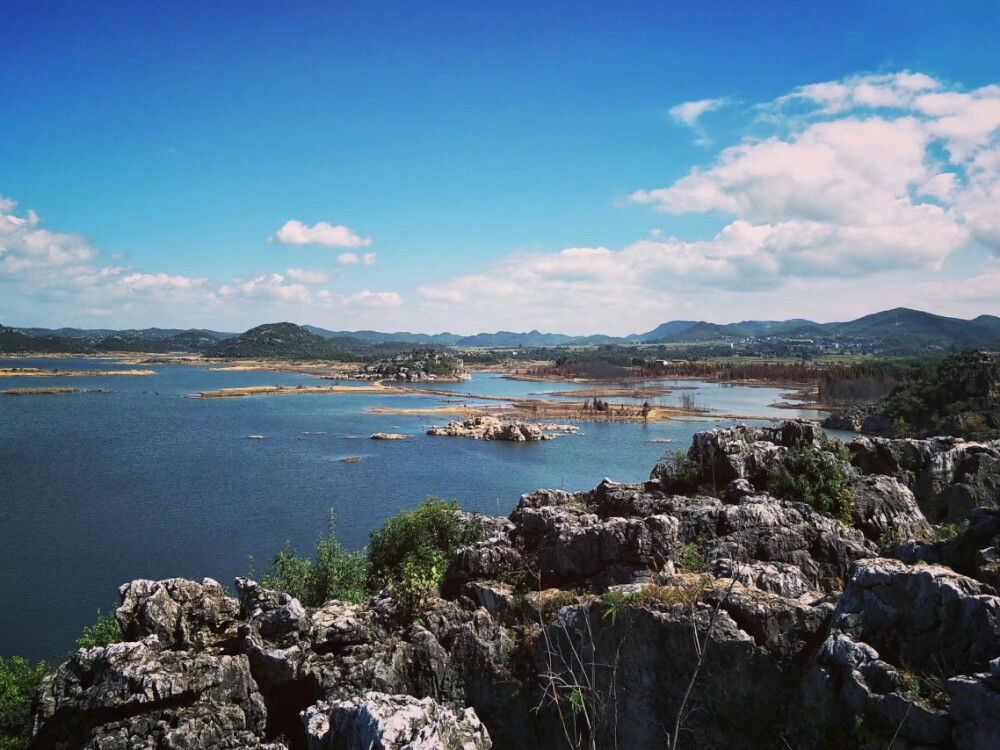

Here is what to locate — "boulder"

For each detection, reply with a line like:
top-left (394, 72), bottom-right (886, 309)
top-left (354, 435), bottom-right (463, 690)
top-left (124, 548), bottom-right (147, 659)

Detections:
top-left (302, 692), bottom-right (492, 750)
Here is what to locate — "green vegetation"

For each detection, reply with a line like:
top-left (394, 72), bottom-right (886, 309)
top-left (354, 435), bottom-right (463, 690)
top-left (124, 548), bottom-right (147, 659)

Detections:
top-left (663, 450), bottom-right (702, 492)
top-left (0, 656), bottom-right (48, 750)
top-left (879, 350), bottom-right (1000, 439)
top-left (75, 609), bottom-right (123, 650)
top-left (768, 442), bottom-right (853, 523)
top-left (368, 497), bottom-right (485, 612)
top-left (677, 537), bottom-right (709, 573)
top-left (261, 512), bottom-right (369, 606)
top-left (258, 497), bottom-right (485, 616)
top-left (206, 322), bottom-right (353, 360)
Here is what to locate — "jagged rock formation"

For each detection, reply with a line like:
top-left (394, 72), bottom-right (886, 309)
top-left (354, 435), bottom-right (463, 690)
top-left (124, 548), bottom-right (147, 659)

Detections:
top-left (849, 435), bottom-right (1000, 522)
top-left (427, 416), bottom-right (579, 441)
top-left (29, 421), bottom-right (1000, 749)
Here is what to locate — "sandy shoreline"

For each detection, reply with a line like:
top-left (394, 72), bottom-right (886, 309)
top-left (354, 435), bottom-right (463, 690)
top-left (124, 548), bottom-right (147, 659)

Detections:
top-left (0, 368), bottom-right (155, 377)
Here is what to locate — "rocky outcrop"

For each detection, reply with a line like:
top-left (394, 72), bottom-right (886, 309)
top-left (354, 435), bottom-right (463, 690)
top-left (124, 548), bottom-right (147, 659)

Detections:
top-left (370, 433), bottom-right (410, 440)
top-left (303, 692), bottom-right (491, 749)
top-left (677, 420), bottom-right (826, 491)
top-left (427, 416), bottom-right (578, 442)
top-left (801, 559), bottom-right (1000, 747)
top-left (32, 421), bottom-right (1000, 749)
top-left (849, 435), bottom-right (1000, 522)
top-left (32, 637), bottom-right (274, 749)
top-left (822, 403), bottom-right (894, 435)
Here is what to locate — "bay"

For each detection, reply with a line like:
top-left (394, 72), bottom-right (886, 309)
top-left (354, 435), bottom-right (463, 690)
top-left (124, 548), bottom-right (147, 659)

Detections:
top-left (0, 358), bottom-right (828, 662)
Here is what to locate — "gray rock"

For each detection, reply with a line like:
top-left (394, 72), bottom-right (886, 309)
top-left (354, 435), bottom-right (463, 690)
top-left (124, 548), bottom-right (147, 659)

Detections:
top-left (32, 636), bottom-right (268, 749)
top-left (303, 691), bottom-right (491, 749)
top-left (117, 577), bottom-right (241, 650)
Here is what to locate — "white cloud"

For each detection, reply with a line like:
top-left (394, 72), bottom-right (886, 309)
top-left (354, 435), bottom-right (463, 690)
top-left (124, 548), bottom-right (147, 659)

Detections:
top-left (336, 253), bottom-right (360, 265)
top-left (363, 252), bottom-right (377, 266)
top-left (920, 271), bottom-right (1000, 301)
top-left (343, 290), bottom-right (402, 308)
top-left (414, 72), bottom-right (1000, 333)
top-left (120, 272), bottom-right (207, 291)
top-left (271, 220), bottom-right (372, 248)
top-left (219, 273), bottom-right (317, 305)
top-left (285, 268), bottom-right (333, 284)
top-left (669, 98), bottom-right (726, 145)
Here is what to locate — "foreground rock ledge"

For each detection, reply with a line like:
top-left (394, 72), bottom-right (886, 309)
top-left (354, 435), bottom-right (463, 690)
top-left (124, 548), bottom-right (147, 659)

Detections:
top-left (29, 421), bottom-right (1000, 749)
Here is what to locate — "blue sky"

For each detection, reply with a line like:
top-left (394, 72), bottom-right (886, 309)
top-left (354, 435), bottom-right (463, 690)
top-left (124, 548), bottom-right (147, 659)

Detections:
top-left (2, 1), bottom-right (1000, 334)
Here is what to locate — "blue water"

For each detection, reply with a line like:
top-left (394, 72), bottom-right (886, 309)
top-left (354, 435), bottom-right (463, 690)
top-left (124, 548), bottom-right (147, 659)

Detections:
top-left (0, 359), bottom-right (826, 662)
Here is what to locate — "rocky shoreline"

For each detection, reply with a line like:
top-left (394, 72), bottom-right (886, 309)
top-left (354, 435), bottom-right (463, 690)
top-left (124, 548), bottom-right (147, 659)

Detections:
top-left (427, 416), bottom-right (580, 441)
top-left (27, 421), bottom-right (1000, 749)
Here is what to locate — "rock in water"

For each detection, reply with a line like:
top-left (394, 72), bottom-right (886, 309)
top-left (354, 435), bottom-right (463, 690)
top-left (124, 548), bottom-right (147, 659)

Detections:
top-left (426, 416), bottom-right (577, 441)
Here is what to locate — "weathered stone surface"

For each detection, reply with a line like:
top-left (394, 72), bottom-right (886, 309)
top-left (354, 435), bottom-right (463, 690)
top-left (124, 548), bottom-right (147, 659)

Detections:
top-left (850, 435), bottom-right (1000, 522)
top-left (303, 692), bottom-right (492, 750)
top-left (32, 637), bottom-right (268, 749)
top-left (802, 558), bottom-right (1000, 747)
top-left (117, 577), bottom-right (241, 649)
top-left (427, 416), bottom-right (577, 441)
top-left (848, 474), bottom-right (931, 543)
top-left (684, 420), bottom-right (825, 491)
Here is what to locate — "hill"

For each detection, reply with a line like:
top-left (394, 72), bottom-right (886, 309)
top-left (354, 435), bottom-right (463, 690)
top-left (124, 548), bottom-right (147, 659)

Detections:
top-left (204, 322), bottom-right (352, 359)
top-left (0, 325), bottom-right (93, 354)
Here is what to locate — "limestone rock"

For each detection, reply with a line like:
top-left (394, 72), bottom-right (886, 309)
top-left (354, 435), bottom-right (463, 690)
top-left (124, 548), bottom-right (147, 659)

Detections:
top-left (302, 692), bottom-right (491, 749)
top-left (427, 416), bottom-right (577, 441)
top-left (117, 577), bottom-right (241, 649)
top-left (32, 637), bottom-right (268, 749)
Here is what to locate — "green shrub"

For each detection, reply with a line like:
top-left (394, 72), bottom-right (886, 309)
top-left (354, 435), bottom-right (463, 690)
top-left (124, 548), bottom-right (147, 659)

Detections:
top-left (768, 443), bottom-right (853, 523)
top-left (663, 450), bottom-right (701, 491)
top-left (262, 511), bottom-right (369, 607)
top-left (0, 656), bottom-right (48, 750)
top-left (75, 608), bottom-right (123, 650)
top-left (368, 497), bottom-right (485, 612)
top-left (677, 537), bottom-right (709, 573)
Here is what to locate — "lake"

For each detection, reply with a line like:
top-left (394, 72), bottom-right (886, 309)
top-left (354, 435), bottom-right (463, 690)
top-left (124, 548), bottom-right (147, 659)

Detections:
top-left (0, 359), bottom-right (830, 662)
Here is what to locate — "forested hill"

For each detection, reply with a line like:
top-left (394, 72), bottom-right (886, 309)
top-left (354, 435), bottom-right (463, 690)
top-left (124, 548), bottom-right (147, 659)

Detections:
top-left (203, 322), bottom-right (352, 360)
top-left (3, 308), bottom-right (999, 355)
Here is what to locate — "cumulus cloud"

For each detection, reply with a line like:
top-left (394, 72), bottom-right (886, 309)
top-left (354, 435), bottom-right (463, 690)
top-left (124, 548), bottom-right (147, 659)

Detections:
top-left (285, 268), bottom-right (333, 284)
top-left (0, 199), bottom-right (99, 278)
top-left (219, 273), bottom-right (318, 305)
top-left (631, 72), bottom-right (1000, 269)
top-left (271, 220), bottom-right (372, 248)
top-left (669, 98), bottom-right (727, 145)
top-left (0, 196), bottom-right (406, 328)
top-left (120, 272), bottom-right (207, 291)
top-left (416, 71), bottom-right (1000, 332)
top-left (343, 290), bottom-right (402, 308)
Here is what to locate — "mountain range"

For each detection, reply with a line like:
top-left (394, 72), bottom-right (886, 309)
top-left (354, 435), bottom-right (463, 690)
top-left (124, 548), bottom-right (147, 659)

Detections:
top-left (2, 308), bottom-right (999, 354)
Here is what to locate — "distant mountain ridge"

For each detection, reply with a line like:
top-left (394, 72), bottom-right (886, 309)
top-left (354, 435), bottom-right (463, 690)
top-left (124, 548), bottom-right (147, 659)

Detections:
top-left (4, 308), bottom-right (1000, 355)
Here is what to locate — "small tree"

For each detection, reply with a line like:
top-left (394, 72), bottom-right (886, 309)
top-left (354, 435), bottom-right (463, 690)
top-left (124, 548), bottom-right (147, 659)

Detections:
top-left (0, 656), bottom-right (48, 750)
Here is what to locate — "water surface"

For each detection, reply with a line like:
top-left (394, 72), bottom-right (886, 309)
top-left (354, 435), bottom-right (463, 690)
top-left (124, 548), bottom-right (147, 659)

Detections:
top-left (0, 359), bottom-right (827, 662)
